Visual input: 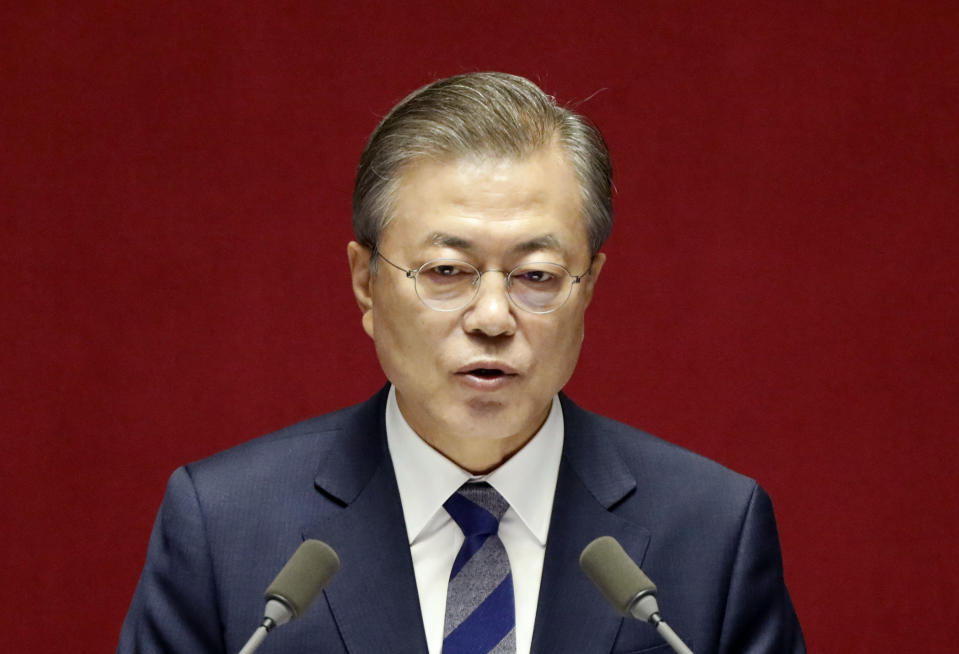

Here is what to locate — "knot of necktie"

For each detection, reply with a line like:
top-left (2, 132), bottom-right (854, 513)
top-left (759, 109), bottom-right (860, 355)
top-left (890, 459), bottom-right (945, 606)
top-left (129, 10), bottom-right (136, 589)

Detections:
top-left (444, 482), bottom-right (509, 538)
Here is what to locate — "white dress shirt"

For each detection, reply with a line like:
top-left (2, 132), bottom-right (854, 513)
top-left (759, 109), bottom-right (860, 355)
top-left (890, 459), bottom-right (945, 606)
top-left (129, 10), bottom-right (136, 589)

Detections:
top-left (385, 385), bottom-right (564, 654)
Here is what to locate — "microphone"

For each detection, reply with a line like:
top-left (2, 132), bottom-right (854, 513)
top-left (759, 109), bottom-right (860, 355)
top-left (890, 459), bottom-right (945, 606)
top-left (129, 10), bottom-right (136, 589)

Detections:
top-left (580, 536), bottom-right (694, 654)
top-left (237, 539), bottom-right (340, 654)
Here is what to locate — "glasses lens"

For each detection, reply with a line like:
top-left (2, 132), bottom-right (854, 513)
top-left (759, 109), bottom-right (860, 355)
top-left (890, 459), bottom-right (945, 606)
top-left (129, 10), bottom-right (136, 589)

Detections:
top-left (414, 259), bottom-right (480, 310)
top-left (508, 262), bottom-right (572, 313)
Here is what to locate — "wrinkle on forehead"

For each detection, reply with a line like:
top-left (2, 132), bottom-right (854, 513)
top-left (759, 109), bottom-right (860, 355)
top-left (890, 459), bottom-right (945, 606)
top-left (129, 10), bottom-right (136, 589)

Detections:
top-left (383, 145), bottom-right (589, 260)
top-left (426, 231), bottom-right (565, 256)
top-left (443, 159), bottom-right (560, 214)
top-left (399, 147), bottom-right (579, 210)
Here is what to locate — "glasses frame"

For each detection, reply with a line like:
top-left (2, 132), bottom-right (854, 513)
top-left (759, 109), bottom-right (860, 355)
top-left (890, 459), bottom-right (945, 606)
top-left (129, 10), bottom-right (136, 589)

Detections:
top-left (374, 250), bottom-right (593, 314)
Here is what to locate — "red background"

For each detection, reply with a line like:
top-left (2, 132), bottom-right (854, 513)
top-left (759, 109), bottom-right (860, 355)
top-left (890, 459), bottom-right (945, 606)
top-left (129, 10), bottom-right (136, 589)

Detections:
top-left (2, 2), bottom-right (956, 651)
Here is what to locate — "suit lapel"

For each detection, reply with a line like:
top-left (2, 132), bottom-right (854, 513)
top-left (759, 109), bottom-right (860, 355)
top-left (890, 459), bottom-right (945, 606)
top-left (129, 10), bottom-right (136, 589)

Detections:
top-left (295, 390), bottom-right (655, 654)
top-left (302, 387), bottom-right (429, 654)
top-left (530, 396), bottom-right (653, 654)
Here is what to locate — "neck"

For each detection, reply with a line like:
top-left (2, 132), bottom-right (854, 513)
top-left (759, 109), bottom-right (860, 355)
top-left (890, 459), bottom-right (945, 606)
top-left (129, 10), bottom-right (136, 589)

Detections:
top-left (394, 394), bottom-right (552, 474)
top-left (420, 430), bottom-right (535, 474)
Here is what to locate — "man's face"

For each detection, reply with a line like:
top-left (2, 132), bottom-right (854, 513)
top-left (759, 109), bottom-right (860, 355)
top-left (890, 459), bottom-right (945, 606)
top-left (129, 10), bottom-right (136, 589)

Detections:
top-left (348, 144), bottom-right (605, 471)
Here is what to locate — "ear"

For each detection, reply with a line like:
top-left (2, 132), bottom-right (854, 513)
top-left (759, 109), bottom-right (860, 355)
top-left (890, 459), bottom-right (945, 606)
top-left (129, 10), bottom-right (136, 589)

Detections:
top-left (347, 241), bottom-right (375, 339)
top-left (582, 252), bottom-right (606, 307)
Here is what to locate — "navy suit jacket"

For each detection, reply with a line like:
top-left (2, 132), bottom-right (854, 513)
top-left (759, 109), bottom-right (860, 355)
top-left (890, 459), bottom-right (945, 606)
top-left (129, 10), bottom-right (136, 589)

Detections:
top-left (118, 386), bottom-right (804, 653)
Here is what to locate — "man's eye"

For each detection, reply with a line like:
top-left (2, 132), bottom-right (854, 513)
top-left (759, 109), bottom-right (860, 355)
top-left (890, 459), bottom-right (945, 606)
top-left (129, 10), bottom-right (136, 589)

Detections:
top-left (519, 269), bottom-right (554, 283)
top-left (427, 264), bottom-right (463, 277)
top-left (421, 262), bottom-right (473, 283)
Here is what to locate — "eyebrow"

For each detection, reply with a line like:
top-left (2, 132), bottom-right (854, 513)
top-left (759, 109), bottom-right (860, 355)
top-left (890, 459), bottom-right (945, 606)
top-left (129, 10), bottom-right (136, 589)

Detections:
top-left (427, 232), bottom-right (473, 250)
top-left (425, 232), bottom-right (565, 255)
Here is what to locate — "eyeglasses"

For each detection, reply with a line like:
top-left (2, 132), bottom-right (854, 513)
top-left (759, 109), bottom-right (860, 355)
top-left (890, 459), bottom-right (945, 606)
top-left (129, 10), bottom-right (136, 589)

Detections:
top-left (374, 251), bottom-right (592, 314)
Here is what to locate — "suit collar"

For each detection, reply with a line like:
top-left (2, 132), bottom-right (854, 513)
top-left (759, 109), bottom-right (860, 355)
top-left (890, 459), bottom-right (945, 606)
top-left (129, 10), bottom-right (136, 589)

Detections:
top-left (303, 388), bottom-right (654, 654)
top-left (530, 394), bottom-right (653, 654)
top-left (304, 385), bottom-right (430, 653)
top-left (558, 393), bottom-right (637, 509)
top-left (311, 385), bottom-right (391, 505)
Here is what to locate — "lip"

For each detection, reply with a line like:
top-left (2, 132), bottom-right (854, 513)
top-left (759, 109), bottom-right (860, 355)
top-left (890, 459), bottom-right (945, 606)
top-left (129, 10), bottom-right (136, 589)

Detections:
top-left (454, 361), bottom-right (521, 390)
top-left (455, 361), bottom-right (520, 376)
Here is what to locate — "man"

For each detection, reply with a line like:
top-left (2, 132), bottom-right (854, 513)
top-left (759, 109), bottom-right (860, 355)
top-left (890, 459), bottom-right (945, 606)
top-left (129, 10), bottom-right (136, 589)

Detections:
top-left (119, 72), bottom-right (805, 653)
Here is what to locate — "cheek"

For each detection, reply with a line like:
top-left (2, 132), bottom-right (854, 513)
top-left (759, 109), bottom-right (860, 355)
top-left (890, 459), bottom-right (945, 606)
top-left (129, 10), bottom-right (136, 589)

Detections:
top-left (370, 301), bottom-right (451, 377)
top-left (531, 318), bottom-right (586, 372)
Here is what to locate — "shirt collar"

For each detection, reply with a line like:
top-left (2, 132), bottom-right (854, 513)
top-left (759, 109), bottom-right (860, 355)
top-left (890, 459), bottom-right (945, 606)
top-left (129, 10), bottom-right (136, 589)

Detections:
top-left (385, 385), bottom-right (564, 546)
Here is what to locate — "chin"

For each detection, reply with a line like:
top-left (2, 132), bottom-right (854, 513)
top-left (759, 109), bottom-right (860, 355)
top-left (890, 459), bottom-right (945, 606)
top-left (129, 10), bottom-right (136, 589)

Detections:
top-left (452, 404), bottom-right (535, 438)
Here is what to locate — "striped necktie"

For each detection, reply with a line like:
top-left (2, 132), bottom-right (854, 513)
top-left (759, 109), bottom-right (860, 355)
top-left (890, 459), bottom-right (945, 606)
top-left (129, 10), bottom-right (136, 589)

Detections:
top-left (442, 482), bottom-right (516, 654)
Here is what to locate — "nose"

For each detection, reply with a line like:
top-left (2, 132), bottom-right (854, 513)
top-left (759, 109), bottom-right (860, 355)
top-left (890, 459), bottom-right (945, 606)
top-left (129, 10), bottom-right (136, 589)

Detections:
top-left (462, 271), bottom-right (516, 337)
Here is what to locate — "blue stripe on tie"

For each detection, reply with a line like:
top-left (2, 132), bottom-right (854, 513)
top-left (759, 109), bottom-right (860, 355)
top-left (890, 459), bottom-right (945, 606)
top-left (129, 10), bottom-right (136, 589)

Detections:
top-left (450, 532), bottom-right (493, 578)
top-left (442, 574), bottom-right (515, 654)
top-left (445, 492), bottom-right (498, 577)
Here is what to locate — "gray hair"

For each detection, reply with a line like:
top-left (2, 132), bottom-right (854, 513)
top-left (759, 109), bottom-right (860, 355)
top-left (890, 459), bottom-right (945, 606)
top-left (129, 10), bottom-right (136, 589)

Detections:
top-left (352, 72), bottom-right (613, 257)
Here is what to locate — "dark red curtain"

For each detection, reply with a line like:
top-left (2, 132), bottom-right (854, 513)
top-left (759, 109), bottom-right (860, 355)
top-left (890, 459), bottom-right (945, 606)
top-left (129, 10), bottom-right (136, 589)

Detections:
top-left (2, 2), bottom-right (956, 651)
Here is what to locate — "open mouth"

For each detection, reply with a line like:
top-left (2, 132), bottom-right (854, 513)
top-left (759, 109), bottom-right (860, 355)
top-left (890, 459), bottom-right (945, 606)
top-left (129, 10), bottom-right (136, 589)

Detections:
top-left (468, 368), bottom-right (507, 379)
top-left (455, 363), bottom-right (519, 384)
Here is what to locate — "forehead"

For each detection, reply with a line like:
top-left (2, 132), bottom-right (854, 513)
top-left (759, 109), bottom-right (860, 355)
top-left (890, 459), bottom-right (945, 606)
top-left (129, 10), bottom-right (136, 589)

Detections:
top-left (384, 147), bottom-right (588, 255)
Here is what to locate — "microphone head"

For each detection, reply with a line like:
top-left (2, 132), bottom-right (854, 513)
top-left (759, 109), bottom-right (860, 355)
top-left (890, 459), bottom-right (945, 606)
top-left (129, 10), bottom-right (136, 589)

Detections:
top-left (265, 539), bottom-right (340, 619)
top-left (579, 536), bottom-right (657, 617)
